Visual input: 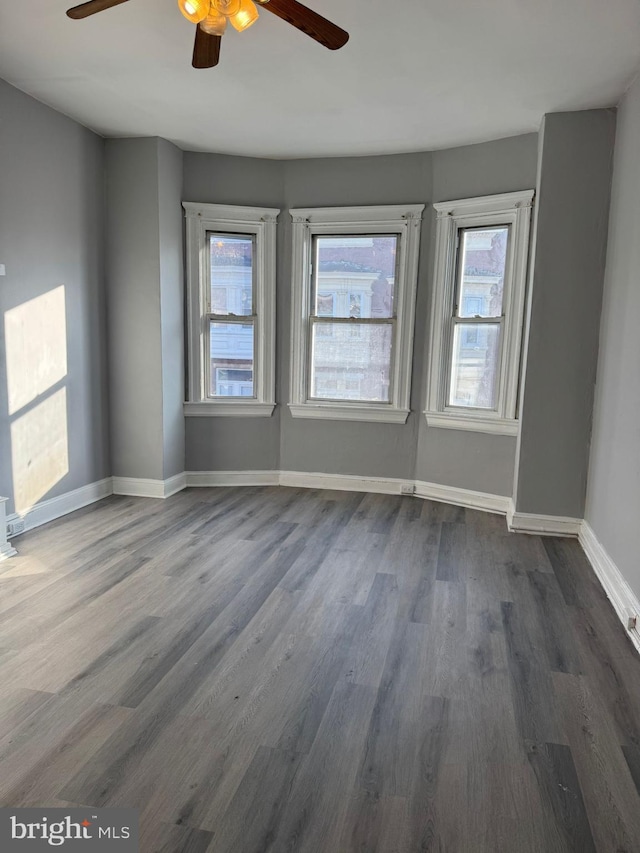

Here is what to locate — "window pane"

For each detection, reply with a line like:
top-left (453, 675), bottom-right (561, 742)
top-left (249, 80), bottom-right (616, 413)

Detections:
top-left (310, 322), bottom-right (393, 402)
top-left (449, 323), bottom-right (500, 409)
top-left (209, 233), bottom-right (254, 316)
top-left (313, 235), bottom-right (397, 319)
top-left (210, 321), bottom-right (254, 397)
top-left (457, 226), bottom-right (509, 318)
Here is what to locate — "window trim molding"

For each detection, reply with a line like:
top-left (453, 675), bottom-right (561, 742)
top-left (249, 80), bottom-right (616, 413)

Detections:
top-left (288, 204), bottom-right (425, 424)
top-left (183, 201), bottom-right (279, 418)
top-left (424, 189), bottom-right (534, 435)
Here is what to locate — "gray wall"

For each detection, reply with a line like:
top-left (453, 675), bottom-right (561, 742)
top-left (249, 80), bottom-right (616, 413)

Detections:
top-left (0, 82), bottom-right (619, 522)
top-left (585, 77), bottom-right (640, 599)
top-left (0, 80), bottom-right (109, 515)
top-left (107, 138), bottom-right (165, 480)
top-left (158, 139), bottom-right (186, 480)
top-left (184, 135), bottom-right (539, 492)
top-left (106, 137), bottom-right (185, 481)
top-left (431, 134), bottom-right (540, 202)
top-left (183, 153), bottom-right (285, 473)
top-left (514, 111), bottom-right (615, 517)
top-left (415, 134), bottom-right (538, 494)
top-left (280, 153), bottom-right (432, 481)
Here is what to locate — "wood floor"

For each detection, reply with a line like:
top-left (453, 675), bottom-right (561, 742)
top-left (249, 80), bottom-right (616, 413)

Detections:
top-left (2, 487), bottom-right (640, 852)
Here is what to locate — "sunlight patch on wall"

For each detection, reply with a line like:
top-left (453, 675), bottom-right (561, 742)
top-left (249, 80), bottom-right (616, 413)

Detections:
top-left (11, 387), bottom-right (69, 513)
top-left (5, 285), bottom-right (70, 513)
top-left (5, 286), bottom-right (67, 416)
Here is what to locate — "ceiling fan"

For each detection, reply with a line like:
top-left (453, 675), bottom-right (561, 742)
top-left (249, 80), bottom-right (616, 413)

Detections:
top-left (65, 0), bottom-right (349, 69)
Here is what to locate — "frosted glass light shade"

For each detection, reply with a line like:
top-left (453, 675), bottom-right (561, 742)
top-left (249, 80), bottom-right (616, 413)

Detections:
top-left (178, 0), bottom-right (210, 24)
top-left (229, 0), bottom-right (259, 31)
top-left (200, 10), bottom-right (227, 35)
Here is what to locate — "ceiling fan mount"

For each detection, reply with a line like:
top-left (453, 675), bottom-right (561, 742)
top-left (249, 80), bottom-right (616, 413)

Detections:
top-left (65, 0), bottom-right (349, 69)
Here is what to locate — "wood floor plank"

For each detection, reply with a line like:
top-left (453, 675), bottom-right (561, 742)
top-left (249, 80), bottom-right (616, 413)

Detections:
top-left (570, 604), bottom-right (640, 749)
top-left (344, 572), bottom-right (399, 687)
top-left (2, 703), bottom-right (134, 807)
top-left (139, 817), bottom-right (214, 853)
top-left (272, 616), bottom-right (363, 755)
top-left (622, 744), bottom-right (640, 798)
top-left (208, 746), bottom-right (303, 853)
top-left (401, 694), bottom-right (450, 851)
top-left (354, 620), bottom-right (448, 801)
top-left (464, 760), bottom-right (564, 853)
top-left (419, 499), bottom-right (465, 524)
top-left (501, 599), bottom-right (568, 746)
top-left (553, 671), bottom-right (640, 852)
top-left (385, 515), bottom-right (440, 623)
top-left (445, 586), bottom-right (520, 767)
top-left (526, 570), bottom-right (584, 675)
top-left (542, 537), bottom-right (607, 608)
top-left (527, 742), bottom-right (596, 852)
top-left (423, 579), bottom-right (468, 699)
top-left (293, 544), bottom-right (380, 608)
top-left (266, 679), bottom-right (378, 852)
top-left (436, 521), bottom-right (467, 582)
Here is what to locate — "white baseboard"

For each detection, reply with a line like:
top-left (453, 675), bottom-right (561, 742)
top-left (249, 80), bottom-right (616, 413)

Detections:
top-left (186, 470), bottom-right (280, 488)
top-left (185, 469), bottom-right (510, 515)
top-left (580, 521), bottom-right (640, 653)
top-left (187, 469), bottom-right (406, 494)
top-left (164, 472), bottom-right (188, 497)
top-left (6, 477), bottom-right (113, 540)
top-left (0, 542), bottom-right (18, 560)
top-left (506, 501), bottom-right (582, 536)
top-left (112, 472), bottom-right (187, 499)
top-left (4, 472), bottom-right (188, 550)
top-left (279, 471), bottom-right (404, 495)
top-left (415, 480), bottom-right (510, 515)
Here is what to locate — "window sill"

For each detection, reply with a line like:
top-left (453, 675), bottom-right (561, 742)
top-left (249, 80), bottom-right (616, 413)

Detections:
top-left (424, 411), bottom-right (519, 436)
top-left (289, 403), bottom-right (410, 424)
top-left (184, 401), bottom-right (276, 418)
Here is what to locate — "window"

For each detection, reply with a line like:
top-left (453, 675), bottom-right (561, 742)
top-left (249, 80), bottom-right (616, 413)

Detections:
top-left (289, 205), bottom-right (424, 423)
top-left (183, 203), bottom-right (279, 417)
top-left (425, 191), bottom-right (534, 435)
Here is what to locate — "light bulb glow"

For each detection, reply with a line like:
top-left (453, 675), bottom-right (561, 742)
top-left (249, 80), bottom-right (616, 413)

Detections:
top-left (177, 0), bottom-right (209, 24)
top-left (229, 0), bottom-right (259, 32)
top-left (200, 9), bottom-right (227, 35)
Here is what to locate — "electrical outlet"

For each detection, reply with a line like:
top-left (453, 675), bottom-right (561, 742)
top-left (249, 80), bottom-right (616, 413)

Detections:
top-left (7, 518), bottom-right (25, 538)
top-left (400, 483), bottom-right (415, 496)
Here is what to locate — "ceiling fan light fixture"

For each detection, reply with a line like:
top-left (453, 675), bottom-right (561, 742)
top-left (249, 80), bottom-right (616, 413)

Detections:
top-left (200, 9), bottom-right (227, 35)
top-left (229, 0), bottom-right (259, 32)
top-left (178, 0), bottom-right (209, 24)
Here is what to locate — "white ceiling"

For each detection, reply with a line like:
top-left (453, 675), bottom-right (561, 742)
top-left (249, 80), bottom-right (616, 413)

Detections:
top-left (1, 0), bottom-right (640, 158)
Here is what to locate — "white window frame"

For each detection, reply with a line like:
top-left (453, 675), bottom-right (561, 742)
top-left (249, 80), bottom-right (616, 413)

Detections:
top-left (425, 190), bottom-right (534, 436)
top-left (183, 202), bottom-right (279, 417)
top-left (289, 204), bottom-right (424, 424)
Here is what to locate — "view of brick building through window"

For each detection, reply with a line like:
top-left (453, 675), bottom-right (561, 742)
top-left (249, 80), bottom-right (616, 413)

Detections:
top-left (449, 226), bottom-right (508, 409)
top-left (209, 228), bottom-right (507, 406)
top-left (209, 232), bottom-right (400, 403)
top-left (209, 233), bottom-right (255, 397)
top-left (310, 235), bottom-right (397, 402)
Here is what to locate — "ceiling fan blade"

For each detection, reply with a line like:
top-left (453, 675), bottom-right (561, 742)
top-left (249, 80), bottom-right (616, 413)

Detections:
top-left (260, 0), bottom-right (348, 50)
top-left (66, 0), bottom-right (130, 19)
top-left (193, 26), bottom-right (221, 69)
